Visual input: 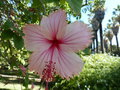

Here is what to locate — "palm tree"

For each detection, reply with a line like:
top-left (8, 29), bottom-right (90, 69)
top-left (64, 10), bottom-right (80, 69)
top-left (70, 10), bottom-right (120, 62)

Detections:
top-left (112, 25), bottom-right (119, 51)
top-left (94, 8), bottom-right (105, 53)
top-left (114, 5), bottom-right (120, 24)
top-left (104, 38), bottom-right (109, 53)
top-left (91, 17), bottom-right (99, 53)
top-left (105, 30), bottom-right (114, 52)
top-left (92, 37), bottom-right (96, 53)
top-left (116, 15), bottom-right (120, 24)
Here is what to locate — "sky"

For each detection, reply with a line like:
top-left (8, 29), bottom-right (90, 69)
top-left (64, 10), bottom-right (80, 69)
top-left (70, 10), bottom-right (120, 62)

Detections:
top-left (102, 0), bottom-right (120, 46)
top-left (71, 0), bottom-right (120, 46)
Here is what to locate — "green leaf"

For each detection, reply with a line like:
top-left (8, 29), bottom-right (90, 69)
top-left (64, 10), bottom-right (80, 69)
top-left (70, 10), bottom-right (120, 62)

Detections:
top-left (60, 0), bottom-right (65, 4)
top-left (0, 1), bottom-right (3, 7)
top-left (3, 20), bottom-right (14, 30)
top-left (31, 0), bottom-right (45, 12)
top-left (25, 0), bottom-right (30, 4)
top-left (13, 35), bottom-right (24, 50)
top-left (83, 48), bottom-right (91, 55)
top-left (66, 0), bottom-right (83, 15)
top-left (32, 0), bottom-right (42, 8)
top-left (1, 30), bottom-right (14, 40)
top-left (9, 57), bottom-right (17, 69)
top-left (45, 0), bottom-right (60, 3)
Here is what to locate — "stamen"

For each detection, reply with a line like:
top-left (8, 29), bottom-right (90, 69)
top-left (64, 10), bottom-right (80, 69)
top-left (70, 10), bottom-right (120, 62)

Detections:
top-left (42, 61), bottom-right (56, 82)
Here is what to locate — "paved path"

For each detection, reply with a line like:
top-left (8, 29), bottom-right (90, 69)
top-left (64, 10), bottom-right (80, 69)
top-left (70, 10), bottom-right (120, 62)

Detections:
top-left (0, 74), bottom-right (44, 90)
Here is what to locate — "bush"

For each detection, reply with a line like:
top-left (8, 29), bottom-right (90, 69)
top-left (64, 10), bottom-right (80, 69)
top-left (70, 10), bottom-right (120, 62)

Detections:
top-left (112, 50), bottom-right (120, 56)
top-left (50, 54), bottom-right (120, 90)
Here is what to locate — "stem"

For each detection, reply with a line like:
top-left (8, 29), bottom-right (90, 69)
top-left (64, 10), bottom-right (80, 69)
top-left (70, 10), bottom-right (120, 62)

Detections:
top-left (45, 82), bottom-right (48, 90)
top-left (99, 22), bottom-right (104, 53)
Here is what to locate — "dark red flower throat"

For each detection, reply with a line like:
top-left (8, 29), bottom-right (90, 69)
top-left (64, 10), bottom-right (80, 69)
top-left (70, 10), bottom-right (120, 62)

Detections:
top-left (49, 37), bottom-right (62, 49)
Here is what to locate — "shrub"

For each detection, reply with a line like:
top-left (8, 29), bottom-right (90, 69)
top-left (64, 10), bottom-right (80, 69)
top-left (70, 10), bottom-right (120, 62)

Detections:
top-left (50, 54), bottom-right (120, 90)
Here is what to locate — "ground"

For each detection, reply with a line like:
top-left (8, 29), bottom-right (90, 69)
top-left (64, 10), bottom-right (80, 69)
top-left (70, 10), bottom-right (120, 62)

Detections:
top-left (0, 74), bottom-right (44, 90)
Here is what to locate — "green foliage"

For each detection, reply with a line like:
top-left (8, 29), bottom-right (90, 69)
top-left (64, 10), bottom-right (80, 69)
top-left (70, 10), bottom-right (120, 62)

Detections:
top-left (66, 0), bottom-right (83, 15)
top-left (50, 54), bottom-right (120, 90)
top-left (112, 50), bottom-right (120, 56)
top-left (23, 74), bottom-right (29, 89)
top-left (82, 48), bottom-right (91, 55)
top-left (80, 54), bottom-right (120, 89)
top-left (32, 0), bottom-right (44, 9)
top-left (111, 45), bottom-right (120, 56)
top-left (2, 20), bottom-right (14, 30)
top-left (13, 35), bottom-right (24, 50)
top-left (1, 30), bottom-right (14, 40)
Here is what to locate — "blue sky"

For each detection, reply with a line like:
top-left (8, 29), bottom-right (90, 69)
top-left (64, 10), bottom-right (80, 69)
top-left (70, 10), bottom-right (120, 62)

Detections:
top-left (103, 0), bottom-right (120, 46)
top-left (71, 0), bottom-right (120, 46)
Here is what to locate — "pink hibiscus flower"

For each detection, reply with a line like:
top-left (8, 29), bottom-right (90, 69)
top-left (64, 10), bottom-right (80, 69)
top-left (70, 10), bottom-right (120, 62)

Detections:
top-left (23, 10), bottom-right (92, 82)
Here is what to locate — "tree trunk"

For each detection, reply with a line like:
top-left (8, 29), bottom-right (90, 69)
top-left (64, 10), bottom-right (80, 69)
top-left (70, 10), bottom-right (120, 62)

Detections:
top-left (85, 0), bottom-right (88, 4)
top-left (115, 35), bottom-right (119, 51)
top-left (90, 44), bottom-right (92, 53)
top-left (93, 39), bottom-right (95, 53)
top-left (106, 46), bottom-right (108, 53)
top-left (99, 22), bottom-right (104, 53)
top-left (110, 40), bottom-right (112, 52)
top-left (95, 31), bottom-right (98, 53)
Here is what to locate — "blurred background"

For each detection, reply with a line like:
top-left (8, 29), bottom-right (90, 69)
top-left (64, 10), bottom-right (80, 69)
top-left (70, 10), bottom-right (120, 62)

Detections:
top-left (0, 0), bottom-right (120, 90)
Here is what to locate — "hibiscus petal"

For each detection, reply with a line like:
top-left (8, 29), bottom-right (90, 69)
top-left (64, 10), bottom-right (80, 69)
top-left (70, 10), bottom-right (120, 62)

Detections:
top-left (63, 21), bottom-right (93, 52)
top-left (40, 10), bottom-right (67, 39)
top-left (53, 48), bottom-right (83, 79)
top-left (28, 50), bottom-right (51, 77)
top-left (28, 46), bottom-right (83, 80)
top-left (23, 24), bottom-right (51, 51)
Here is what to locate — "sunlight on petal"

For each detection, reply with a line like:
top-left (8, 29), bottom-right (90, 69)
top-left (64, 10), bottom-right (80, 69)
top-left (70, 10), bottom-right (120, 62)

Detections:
top-left (40, 10), bottom-right (67, 39)
top-left (63, 21), bottom-right (93, 52)
top-left (23, 24), bottom-right (52, 51)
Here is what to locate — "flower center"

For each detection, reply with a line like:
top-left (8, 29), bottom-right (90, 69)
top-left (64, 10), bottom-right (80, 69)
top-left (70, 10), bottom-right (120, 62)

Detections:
top-left (49, 38), bottom-right (62, 49)
top-left (52, 39), bottom-right (60, 45)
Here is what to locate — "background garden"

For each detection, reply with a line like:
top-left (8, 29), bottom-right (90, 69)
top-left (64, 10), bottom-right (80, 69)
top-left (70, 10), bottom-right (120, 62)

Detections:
top-left (0, 0), bottom-right (120, 90)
